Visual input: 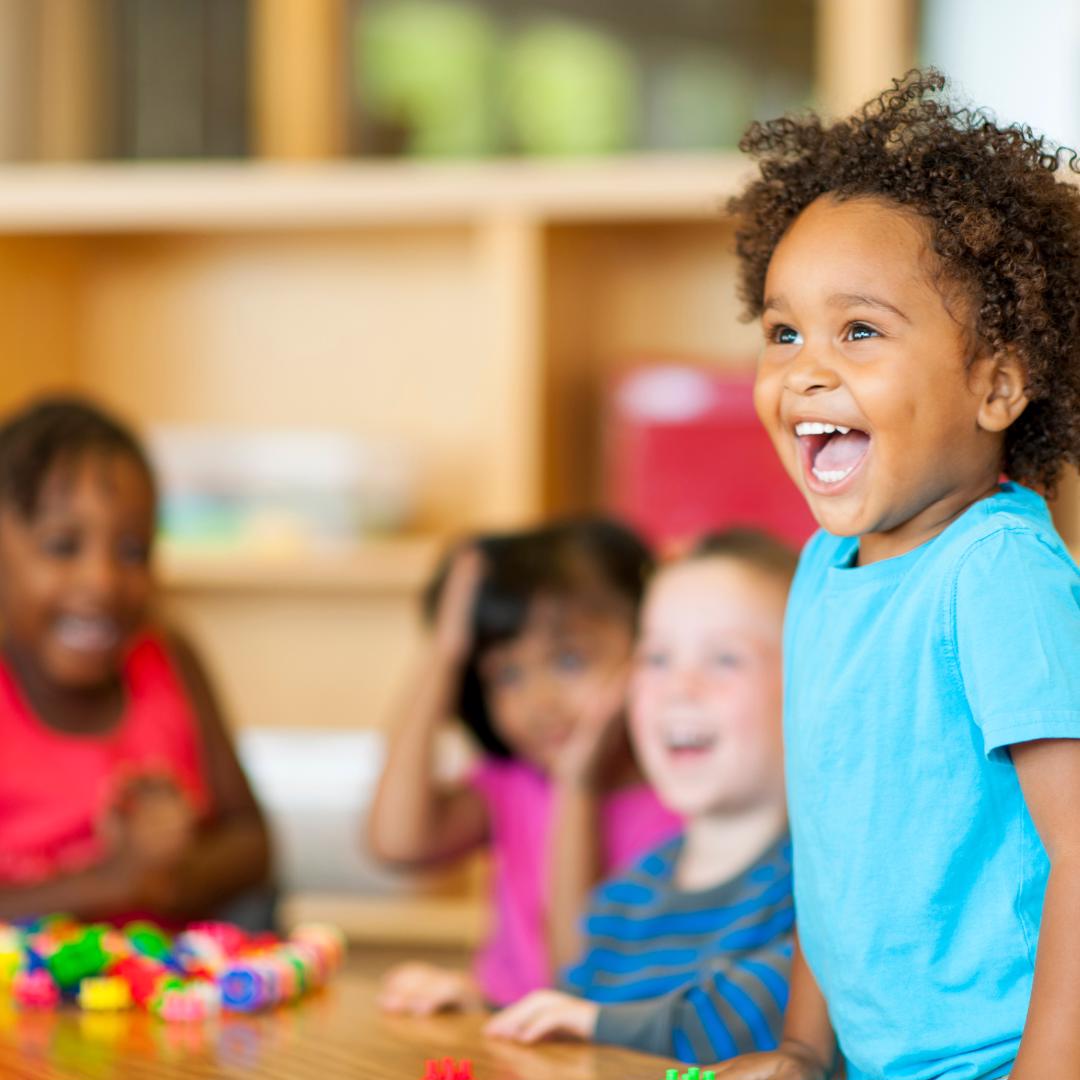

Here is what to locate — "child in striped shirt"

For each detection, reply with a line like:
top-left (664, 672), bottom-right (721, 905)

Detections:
top-left (486, 529), bottom-right (795, 1064)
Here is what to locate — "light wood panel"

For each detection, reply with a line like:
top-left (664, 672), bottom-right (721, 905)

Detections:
top-left (36, 0), bottom-right (108, 162)
top-left (159, 586), bottom-right (424, 731)
top-left (815, 0), bottom-right (918, 117)
top-left (0, 237), bottom-right (82, 410)
top-left (74, 229), bottom-right (536, 531)
top-left (251, 0), bottom-right (347, 159)
top-left (0, 156), bottom-right (750, 232)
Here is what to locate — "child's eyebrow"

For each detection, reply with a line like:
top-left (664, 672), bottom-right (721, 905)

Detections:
top-left (828, 292), bottom-right (910, 322)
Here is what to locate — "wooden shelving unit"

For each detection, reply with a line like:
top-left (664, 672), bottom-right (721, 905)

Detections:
top-left (18, 0), bottom-right (1078, 943)
top-left (0, 155), bottom-right (751, 231)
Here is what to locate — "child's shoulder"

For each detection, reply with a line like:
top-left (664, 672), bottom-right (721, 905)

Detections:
top-left (947, 483), bottom-right (1077, 584)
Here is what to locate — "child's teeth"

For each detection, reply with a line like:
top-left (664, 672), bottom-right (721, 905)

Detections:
top-left (55, 616), bottom-right (119, 651)
top-left (795, 421), bottom-right (851, 436)
top-left (812, 465), bottom-right (855, 483)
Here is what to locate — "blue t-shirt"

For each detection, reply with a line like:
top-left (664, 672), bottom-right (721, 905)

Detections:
top-left (785, 483), bottom-right (1080, 1080)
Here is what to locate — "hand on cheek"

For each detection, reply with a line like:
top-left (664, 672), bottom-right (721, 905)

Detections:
top-left (550, 664), bottom-right (631, 787)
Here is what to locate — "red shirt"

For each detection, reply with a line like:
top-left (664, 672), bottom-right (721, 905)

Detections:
top-left (0, 633), bottom-right (211, 886)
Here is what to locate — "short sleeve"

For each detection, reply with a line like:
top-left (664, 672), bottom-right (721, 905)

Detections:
top-left (953, 526), bottom-right (1080, 755)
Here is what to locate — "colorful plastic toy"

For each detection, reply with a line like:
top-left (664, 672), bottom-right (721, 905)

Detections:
top-left (78, 975), bottom-right (132, 1011)
top-left (421, 1060), bottom-right (473, 1080)
top-left (12, 969), bottom-right (61, 1009)
top-left (663, 1069), bottom-right (717, 1080)
top-left (0, 917), bottom-right (344, 1022)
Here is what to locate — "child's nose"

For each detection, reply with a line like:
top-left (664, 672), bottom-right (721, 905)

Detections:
top-left (784, 339), bottom-right (842, 396)
top-left (671, 665), bottom-right (708, 700)
top-left (79, 550), bottom-right (123, 600)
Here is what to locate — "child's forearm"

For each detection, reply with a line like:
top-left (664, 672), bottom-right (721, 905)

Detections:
top-left (1010, 854), bottom-right (1080, 1079)
top-left (0, 863), bottom-right (136, 924)
top-left (777, 936), bottom-right (838, 1075)
top-left (367, 645), bottom-right (486, 865)
top-left (148, 813), bottom-right (271, 920)
top-left (547, 779), bottom-right (601, 973)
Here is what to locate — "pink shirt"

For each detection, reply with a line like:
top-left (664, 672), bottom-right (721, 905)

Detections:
top-left (469, 758), bottom-right (681, 1006)
top-left (0, 633), bottom-right (211, 888)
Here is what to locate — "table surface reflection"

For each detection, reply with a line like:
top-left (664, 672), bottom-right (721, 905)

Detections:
top-left (0, 954), bottom-right (677, 1080)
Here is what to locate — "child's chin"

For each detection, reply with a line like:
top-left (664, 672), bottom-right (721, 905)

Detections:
top-left (45, 649), bottom-right (118, 691)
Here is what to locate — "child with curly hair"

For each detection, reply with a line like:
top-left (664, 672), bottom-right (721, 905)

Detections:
top-left (713, 71), bottom-right (1080, 1080)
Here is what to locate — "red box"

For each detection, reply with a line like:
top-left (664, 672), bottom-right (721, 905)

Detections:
top-left (605, 364), bottom-right (816, 551)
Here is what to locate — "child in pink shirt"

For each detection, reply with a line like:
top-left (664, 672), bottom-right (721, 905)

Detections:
top-left (369, 520), bottom-right (680, 1009)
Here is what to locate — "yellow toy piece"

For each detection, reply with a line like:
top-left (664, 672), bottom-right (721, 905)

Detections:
top-left (78, 976), bottom-right (133, 1011)
top-left (0, 951), bottom-right (19, 985)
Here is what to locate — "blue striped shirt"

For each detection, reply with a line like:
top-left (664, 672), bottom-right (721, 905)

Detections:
top-left (563, 832), bottom-right (793, 1063)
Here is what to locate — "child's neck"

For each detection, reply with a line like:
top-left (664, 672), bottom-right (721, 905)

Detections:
top-left (674, 800), bottom-right (788, 893)
top-left (3, 641), bottom-right (125, 735)
top-left (858, 476), bottom-right (1005, 565)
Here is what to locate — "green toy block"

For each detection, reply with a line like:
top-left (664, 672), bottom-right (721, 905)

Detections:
top-left (45, 929), bottom-right (109, 989)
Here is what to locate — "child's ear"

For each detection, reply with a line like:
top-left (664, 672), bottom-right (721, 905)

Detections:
top-left (976, 346), bottom-right (1030, 433)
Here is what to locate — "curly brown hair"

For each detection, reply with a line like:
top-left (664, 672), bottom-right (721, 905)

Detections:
top-left (728, 68), bottom-right (1080, 492)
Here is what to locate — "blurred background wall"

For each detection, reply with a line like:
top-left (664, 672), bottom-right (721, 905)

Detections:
top-left (0, 0), bottom-right (1075, 940)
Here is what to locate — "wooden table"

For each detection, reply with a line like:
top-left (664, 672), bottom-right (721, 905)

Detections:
top-left (0, 957), bottom-right (678, 1080)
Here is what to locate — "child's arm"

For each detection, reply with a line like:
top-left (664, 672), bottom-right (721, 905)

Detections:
top-left (547, 666), bottom-right (631, 973)
top-left (487, 937), bottom-right (832, 1075)
top-left (367, 549), bottom-right (489, 866)
top-left (148, 631), bottom-right (272, 919)
top-left (713, 937), bottom-right (836, 1079)
top-left (0, 858), bottom-right (146, 923)
top-left (1006, 738), bottom-right (1080, 1080)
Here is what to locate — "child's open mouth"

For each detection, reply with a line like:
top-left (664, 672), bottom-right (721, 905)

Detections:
top-left (795, 421), bottom-right (871, 492)
top-left (663, 729), bottom-right (718, 762)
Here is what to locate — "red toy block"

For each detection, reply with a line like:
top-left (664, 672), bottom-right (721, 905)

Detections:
top-left (421, 1059), bottom-right (473, 1080)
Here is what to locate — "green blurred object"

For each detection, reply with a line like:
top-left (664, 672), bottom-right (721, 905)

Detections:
top-left (358, 0), bottom-right (499, 157)
top-left (648, 47), bottom-right (749, 150)
top-left (46, 928), bottom-right (109, 990)
top-left (505, 17), bottom-right (637, 156)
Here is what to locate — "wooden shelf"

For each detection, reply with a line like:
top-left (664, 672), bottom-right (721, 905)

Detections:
top-left (0, 154), bottom-right (750, 233)
top-left (156, 536), bottom-right (442, 595)
top-left (280, 893), bottom-right (487, 948)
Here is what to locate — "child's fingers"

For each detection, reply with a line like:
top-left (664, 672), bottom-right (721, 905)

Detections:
top-left (485, 991), bottom-right (567, 1042)
top-left (484, 996), bottom-right (534, 1038)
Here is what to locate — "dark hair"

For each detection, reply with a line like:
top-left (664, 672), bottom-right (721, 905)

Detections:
top-left (0, 395), bottom-right (155, 520)
top-left (686, 527), bottom-right (798, 585)
top-left (728, 68), bottom-right (1080, 493)
top-left (424, 517), bottom-right (653, 758)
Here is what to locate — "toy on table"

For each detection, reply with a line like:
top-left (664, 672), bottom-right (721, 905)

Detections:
top-left (0, 917), bottom-right (345, 1023)
top-left (663, 1069), bottom-right (717, 1080)
top-left (421, 1060), bottom-right (473, 1080)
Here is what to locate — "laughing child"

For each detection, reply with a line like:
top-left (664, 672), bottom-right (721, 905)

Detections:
top-left (486, 530), bottom-right (796, 1064)
top-left (714, 70), bottom-right (1080, 1080)
top-left (0, 397), bottom-right (272, 927)
top-left (369, 520), bottom-right (679, 1012)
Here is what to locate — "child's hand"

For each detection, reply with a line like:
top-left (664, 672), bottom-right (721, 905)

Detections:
top-left (712, 1047), bottom-right (833, 1079)
top-left (432, 547), bottom-right (485, 665)
top-left (102, 775), bottom-right (196, 870)
top-left (376, 962), bottom-right (484, 1016)
top-left (551, 663), bottom-right (631, 788)
top-left (484, 989), bottom-right (599, 1044)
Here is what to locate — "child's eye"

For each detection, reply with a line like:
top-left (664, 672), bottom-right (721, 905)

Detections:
top-left (846, 322), bottom-right (879, 341)
top-left (769, 324), bottom-right (802, 346)
top-left (487, 663), bottom-right (524, 690)
top-left (117, 537), bottom-right (151, 567)
top-left (710, 652), bottom-right (741, 670)
top-left (553, 650), bottom-right (587, 674)
top-left (39, 533), bottom-right (80, 559)
top-left (639, 650), bottom-right (669, 669)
